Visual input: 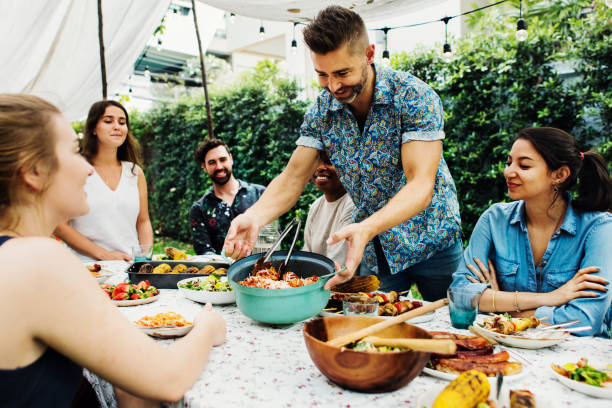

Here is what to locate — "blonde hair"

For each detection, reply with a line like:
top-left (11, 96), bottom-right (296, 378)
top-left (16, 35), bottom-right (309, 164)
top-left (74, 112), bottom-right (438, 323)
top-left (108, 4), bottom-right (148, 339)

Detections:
top-left (0, 94), bottom-right (61, 228)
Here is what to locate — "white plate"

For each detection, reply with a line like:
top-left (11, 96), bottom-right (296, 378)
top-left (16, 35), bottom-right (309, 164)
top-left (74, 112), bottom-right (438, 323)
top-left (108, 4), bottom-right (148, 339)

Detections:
top-left (113, 295), bottom-right (159, 307)
top-left (471, 316), bottom-right (569, 349)
top-left (177, 277), bottom-right (235, 305)
top-left (551, 368), bottom-right (612, 399)
top-left (320, 299), bottom-right (435, 323)
top-left (84, 262), bottom-right (114, 282)
top-left (93, 271), bottom-right (113, 284)
top-left (422, 362), bottom-right (528, 384)
top-left (417, 384), bottom-right (547, 408)
top-left (137, 324), bottom-right (193, 339)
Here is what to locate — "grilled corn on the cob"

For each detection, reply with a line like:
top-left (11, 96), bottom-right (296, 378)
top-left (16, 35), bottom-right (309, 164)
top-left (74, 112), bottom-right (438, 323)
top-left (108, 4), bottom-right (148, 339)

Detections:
top-left (152, 263), bottom-right (171, 274)
top-left (165, 247), bottom-right (187, 261)
top-left (432, 370), bottom-right (490, 408)
top-left (330, 275), bottom-right (380, 293)
top-left (171, 264), bottom-right (187, 274)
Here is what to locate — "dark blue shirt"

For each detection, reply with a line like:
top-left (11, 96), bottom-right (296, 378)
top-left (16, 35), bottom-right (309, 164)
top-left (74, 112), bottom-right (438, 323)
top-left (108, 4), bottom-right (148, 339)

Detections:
top-left (189, 179), bottom-right (265, 254)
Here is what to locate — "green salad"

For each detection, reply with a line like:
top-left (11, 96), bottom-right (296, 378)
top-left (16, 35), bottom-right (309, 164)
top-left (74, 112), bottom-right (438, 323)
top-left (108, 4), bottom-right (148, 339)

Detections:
top-left (562, 362), bottom-right (611, 387)
top-left (349, 340), bottom-right (407, 353)
top-left (178, 274), bottom-right (232, 292)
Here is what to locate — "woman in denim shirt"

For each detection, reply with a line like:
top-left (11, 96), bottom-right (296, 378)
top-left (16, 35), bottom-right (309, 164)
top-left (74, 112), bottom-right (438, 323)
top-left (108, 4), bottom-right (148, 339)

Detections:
top-left (450, 127), bottom-right (612, 337)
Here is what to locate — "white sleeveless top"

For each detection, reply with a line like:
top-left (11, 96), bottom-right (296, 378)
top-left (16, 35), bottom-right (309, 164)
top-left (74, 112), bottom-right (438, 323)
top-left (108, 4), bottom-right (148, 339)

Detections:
top-left (70, 161), bottom-right (141, 261)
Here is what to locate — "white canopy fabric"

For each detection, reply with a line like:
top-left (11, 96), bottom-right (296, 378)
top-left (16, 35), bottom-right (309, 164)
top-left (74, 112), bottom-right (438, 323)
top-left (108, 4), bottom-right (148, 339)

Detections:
top-left (196, 0), bottom-right (442, 24)
top-left (0, 0), bottom-right (436, 121)
top-left (0, 0), bottom-right (170, 121)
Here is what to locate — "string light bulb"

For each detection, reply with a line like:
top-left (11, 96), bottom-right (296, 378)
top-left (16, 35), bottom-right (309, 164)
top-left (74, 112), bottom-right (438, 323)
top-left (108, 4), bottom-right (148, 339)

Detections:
top-left (156, 38), bottom-right (162, 51)
top-left (230, 13), bottom-right (236, 24)
top-left (144, 65), bottom-right (151, 81)
top-left (291, 23), bottom-right (298, 55)
top-left (516, 0), bottom-right (528, 42)
top-left (259, 21), bottom-right (265, 40)
top-left (442, 43), bottom-right (453, 63)
top-left (382, 28), bottom-right (390, 67)
top-left (516, 19), bottom-right (528, 41)
top-left (441, 17), bottom-right (453, 63)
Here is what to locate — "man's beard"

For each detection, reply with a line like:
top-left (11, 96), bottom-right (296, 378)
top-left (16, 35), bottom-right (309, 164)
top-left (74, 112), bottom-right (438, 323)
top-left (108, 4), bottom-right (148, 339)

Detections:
top-left (210, 169), bottom-right (231, 185)
top-left (326, 63), bottom-right (369, 104)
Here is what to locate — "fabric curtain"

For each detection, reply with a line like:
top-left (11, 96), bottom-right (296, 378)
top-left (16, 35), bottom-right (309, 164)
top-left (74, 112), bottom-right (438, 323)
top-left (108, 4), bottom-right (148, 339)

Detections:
top-left (0, 0), bottom-right (170, 121)
top-left (195, 0), bottom-right (441, 23)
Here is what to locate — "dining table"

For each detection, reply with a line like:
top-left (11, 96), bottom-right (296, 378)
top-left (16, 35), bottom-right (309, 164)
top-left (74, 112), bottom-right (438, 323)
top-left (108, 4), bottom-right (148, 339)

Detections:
top-left (89, 260), bottom-right (612, 408)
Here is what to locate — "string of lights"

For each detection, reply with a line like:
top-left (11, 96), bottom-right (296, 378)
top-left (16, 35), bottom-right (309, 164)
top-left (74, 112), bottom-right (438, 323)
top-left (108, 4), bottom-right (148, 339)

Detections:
top-left (282, 0), bottom-right (526, 63)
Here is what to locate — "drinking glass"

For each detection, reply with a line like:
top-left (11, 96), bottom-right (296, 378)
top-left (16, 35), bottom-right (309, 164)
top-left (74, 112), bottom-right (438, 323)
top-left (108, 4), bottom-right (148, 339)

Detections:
top-left (132, 244), bottom-right (153, 262)
top-left (447, 288), bottom-right (481, 329)
top-left (342, 296), bottom-right (379, 317)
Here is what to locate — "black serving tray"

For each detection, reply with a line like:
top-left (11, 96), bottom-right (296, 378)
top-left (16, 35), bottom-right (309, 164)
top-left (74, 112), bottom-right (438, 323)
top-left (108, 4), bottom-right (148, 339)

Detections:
top-left (126, 260), bottom-right (229, 289)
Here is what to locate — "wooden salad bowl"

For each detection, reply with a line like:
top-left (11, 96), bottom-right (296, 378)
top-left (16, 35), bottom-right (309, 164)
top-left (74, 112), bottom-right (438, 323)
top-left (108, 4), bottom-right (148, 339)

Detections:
top-left (303, 316), bottom-right (432, 393)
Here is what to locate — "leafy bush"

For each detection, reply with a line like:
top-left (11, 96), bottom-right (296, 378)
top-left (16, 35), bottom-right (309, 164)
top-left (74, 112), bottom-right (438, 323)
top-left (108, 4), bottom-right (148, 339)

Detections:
top-left (132, 61), bottom-right (315, 245)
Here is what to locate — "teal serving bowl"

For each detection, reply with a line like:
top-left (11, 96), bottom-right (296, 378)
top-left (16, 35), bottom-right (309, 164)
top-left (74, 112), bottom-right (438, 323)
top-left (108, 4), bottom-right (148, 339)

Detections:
top-left (228, 251), bottom-right (334, 324)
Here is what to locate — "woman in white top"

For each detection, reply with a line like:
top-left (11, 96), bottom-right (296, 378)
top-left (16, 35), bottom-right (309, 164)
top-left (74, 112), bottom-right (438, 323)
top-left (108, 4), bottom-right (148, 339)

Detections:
top-left (54, 100), bottom-right (153, 261)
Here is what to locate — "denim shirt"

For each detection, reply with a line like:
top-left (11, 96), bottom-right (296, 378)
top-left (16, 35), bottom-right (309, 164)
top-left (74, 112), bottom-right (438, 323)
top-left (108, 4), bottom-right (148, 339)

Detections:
top-left (450, 199), bottom-right (612, 337)
top-left (296, 64), bottom-right (462, 274)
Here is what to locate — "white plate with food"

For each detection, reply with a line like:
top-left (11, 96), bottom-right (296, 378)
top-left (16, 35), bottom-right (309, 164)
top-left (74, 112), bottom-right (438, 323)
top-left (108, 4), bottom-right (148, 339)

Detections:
top-left (177, 276), bottom-right (235, 304)
top-left (422, 361), bottom-right (527, 384)
top-left (417, 384), bottom-right (546, 408)
top-left (551, 359), bottom-right (612, 399)
top-left (134, 312), bottom-right (194, 339)
top-left (471, 315), bottom-right (569, 349)
top-left (113, 295), bottom-right (159, 307)
top-left (85, 262), bottom-right (113, 283)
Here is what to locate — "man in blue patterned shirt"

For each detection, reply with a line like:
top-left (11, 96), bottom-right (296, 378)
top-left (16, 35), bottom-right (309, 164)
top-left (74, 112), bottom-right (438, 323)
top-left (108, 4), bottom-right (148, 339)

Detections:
top-left (224, 6), bottom-right (462, 300)
top-left (189, 138), bottom-right (264, 255)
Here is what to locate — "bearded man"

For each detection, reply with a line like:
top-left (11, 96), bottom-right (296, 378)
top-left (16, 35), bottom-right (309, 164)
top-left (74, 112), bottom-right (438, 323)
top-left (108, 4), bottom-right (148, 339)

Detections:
top-left (189, 138), bottom-right (264, 255)
top-left (223, 6), bottom-right (462, 300)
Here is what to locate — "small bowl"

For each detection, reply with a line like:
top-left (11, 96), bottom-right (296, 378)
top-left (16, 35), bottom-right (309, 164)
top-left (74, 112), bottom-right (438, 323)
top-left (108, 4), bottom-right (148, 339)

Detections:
top-left (303, 316), bottom-right (432, 393)
top-left (177, 277), bottom-right (235, 305)
top-left (343, 296), bottom-right (379, 316)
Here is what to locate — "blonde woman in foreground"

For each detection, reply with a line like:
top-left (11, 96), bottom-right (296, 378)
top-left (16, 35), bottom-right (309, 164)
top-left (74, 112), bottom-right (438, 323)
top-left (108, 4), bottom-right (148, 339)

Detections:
top-left (0, 94), bottom-right (226, 407)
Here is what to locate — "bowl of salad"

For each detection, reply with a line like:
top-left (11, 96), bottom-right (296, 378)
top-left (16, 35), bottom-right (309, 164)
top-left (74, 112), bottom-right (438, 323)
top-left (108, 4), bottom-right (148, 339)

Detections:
top-left (177, 274), bottom-right (235, 305)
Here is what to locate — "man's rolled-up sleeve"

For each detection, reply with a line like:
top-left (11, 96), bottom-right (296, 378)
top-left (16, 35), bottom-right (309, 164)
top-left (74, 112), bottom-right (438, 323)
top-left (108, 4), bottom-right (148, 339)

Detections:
top-left (296, 103), bottom-right (324, 150)
top-left (400, 83), bottom-right (446, 143)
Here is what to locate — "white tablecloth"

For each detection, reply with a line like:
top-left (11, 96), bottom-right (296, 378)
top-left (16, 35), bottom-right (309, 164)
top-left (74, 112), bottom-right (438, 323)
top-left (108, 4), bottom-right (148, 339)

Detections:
top-left (92, 262), bottom-right (612, 408)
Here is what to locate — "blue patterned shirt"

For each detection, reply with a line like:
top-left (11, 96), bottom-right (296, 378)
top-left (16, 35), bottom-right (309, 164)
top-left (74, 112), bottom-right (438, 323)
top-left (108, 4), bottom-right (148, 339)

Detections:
top-left (296, 64), bottom-right (462, 274)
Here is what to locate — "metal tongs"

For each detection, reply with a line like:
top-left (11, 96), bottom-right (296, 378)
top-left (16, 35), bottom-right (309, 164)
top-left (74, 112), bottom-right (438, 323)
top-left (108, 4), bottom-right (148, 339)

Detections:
top-left (251, 218), bottom-right (301, 276)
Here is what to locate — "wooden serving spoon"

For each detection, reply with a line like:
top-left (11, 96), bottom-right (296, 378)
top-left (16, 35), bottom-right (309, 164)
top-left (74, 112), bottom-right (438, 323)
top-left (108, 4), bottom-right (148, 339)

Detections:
top-left (361, 336), bottom-right (457, 354)
top-left (326, 298), bottom-right (449, 348)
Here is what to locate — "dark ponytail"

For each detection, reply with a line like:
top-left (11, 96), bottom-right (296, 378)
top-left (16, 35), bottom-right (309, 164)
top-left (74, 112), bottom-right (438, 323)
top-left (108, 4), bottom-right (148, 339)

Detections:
top-left (574, 151), bottom-right (612, 212)
top-left (516, 127), bottom-right (612, 213)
